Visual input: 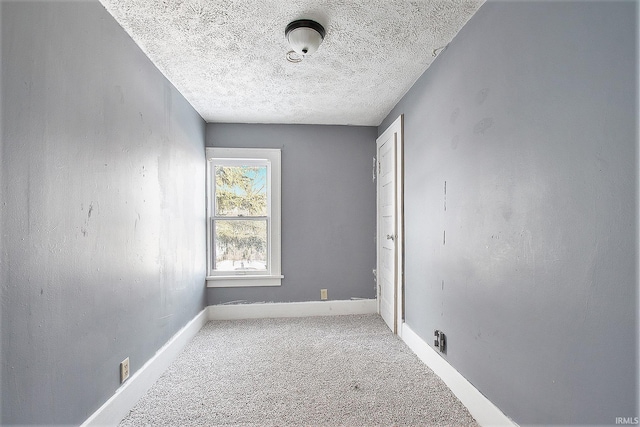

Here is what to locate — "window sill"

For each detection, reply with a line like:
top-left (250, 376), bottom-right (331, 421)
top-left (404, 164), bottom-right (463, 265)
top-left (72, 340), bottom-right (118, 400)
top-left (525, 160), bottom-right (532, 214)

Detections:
top-left (206, 275), bottom-right (284, 288)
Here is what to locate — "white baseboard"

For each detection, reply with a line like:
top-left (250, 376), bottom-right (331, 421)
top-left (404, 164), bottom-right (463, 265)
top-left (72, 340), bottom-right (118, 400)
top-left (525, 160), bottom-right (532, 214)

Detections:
top-left (208, 299), bottom-right (377, 320)
top-left (82, 309), bottom-right (209, 427)
top-left (400, 323), bottom-right (516, 427)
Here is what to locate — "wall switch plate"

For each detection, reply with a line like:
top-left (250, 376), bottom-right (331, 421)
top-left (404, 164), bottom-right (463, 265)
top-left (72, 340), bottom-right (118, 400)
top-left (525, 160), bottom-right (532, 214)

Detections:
top-left (320, 289), bottom-right (328, 300)
top-left (120, 357), bottom-right (130, 383)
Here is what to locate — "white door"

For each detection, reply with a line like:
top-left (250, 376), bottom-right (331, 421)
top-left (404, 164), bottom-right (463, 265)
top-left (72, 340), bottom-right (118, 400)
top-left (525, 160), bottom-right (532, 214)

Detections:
top-left (377, 115), bottom-right (403, 334)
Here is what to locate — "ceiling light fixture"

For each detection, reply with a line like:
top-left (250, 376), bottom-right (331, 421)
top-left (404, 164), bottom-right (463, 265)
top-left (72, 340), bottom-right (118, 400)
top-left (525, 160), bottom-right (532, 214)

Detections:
top-left (285, 19), bottom-right (325, 61)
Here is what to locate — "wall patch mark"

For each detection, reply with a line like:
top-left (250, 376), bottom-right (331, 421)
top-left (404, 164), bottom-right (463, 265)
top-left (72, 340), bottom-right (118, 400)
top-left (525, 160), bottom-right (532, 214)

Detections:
top-left (476, 87), bottom-right (490, 105)
top-left (474, 118), bottom-right (493, 135)
top-left (450, 107), bottom-right (460, 124)
top-left (444, 180), bottom-right (447, 211)
top-left (451, 135), bottom-right (459, 150)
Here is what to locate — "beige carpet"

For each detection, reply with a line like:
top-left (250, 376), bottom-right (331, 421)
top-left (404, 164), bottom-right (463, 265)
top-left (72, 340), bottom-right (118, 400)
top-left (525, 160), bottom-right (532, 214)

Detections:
top-left (119, 314), bottom-right (478, 426)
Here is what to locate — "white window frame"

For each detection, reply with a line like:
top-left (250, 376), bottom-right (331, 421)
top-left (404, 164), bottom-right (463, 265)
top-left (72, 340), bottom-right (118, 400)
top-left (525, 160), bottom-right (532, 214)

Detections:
top-left (206, 147), bottom-right (283, 287)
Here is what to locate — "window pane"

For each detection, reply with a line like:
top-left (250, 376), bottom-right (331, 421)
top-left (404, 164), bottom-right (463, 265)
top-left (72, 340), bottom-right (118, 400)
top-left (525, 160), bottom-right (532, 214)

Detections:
top-left (214, 219), bottom-right (267, 271)
top-left (215, 165), bottom-right (267, 216)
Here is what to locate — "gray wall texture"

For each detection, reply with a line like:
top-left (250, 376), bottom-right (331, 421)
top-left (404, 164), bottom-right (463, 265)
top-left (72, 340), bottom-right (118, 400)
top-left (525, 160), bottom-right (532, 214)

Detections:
top-left (1, 2), bottom-right (206, 424)
top-left (380, 1), bottom-right (638, 425)
top-left (206, 124), bottom-right (377, 305)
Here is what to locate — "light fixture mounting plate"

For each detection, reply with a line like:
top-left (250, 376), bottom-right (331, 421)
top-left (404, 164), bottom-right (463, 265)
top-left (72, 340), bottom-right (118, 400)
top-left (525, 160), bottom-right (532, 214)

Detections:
top-left (285, 19), bottom-right (326, 40)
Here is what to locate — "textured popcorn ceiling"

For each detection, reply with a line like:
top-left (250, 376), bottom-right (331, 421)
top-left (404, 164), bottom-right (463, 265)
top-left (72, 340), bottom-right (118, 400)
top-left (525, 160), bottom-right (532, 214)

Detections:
top-left (99, 0), bottom-right (484, 126)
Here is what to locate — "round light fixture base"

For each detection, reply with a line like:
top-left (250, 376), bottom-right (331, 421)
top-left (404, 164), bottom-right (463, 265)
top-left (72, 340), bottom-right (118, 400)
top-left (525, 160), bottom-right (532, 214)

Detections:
top-left (285, 19), bottom-right (326, 57)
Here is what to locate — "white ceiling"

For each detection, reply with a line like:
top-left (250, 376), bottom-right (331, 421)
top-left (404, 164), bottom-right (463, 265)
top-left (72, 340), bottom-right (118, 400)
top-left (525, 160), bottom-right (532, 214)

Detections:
top-left (99, 0), bottom-right (484, 126)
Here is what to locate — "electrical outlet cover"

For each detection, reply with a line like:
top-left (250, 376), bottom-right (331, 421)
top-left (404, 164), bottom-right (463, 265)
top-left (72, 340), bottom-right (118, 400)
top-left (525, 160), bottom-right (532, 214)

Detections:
top-left (120, 357), bottom-right (130, 383)
top-left (320, 289), bottom-right (328, 300)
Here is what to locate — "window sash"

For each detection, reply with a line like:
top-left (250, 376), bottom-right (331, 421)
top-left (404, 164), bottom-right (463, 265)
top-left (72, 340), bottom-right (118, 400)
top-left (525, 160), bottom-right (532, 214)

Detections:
top-left (210, 159), bottom-right (271, 276)
top-left (210, 217), bottom-right (270, 275)
top-left (212, 160), bottom-right (271, 216)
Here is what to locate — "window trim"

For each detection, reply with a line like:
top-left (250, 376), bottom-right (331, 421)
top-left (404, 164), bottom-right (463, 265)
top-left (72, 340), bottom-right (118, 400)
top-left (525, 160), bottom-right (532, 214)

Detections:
top-left (205, 147), bottom-right (282, 287)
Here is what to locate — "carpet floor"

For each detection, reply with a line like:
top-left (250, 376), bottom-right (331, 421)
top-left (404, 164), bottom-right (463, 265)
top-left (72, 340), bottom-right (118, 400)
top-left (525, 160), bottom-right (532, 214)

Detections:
top-left (119, 314), bottom-right (478, 426)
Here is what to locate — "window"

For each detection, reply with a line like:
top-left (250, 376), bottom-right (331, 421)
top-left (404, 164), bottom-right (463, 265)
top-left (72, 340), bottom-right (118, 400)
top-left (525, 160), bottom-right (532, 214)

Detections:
top-left (206, 147), bottom-right (282, 287)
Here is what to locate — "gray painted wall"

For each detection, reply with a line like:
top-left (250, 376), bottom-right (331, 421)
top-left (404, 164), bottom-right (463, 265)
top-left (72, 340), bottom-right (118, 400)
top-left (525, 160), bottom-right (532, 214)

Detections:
top-left (1, 2), bottom-right (206, 424)
top-left (206, 124), bottom-right (377, 305)
top-left (380, 1), bottom-right (638, 425)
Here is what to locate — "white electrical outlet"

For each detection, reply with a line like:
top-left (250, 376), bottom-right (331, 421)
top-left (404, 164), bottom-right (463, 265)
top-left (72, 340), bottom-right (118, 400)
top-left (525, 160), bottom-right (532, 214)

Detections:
top-left (320, 289), bottom-right (328, 300)
top-left (120, 357), bottom-right (130, 383)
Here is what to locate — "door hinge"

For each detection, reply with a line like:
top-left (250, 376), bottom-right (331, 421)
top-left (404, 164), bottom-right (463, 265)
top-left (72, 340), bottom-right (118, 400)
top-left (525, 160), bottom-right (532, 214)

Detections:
top-left (372, 157), bottom-right (377, 182)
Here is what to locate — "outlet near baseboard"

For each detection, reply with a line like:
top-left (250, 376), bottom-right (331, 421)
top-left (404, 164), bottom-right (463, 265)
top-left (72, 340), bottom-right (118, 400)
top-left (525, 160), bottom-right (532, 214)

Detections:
top-left (120, 357), bottom-right (130, 383)
top-left (320, 289), bottom-right (328, 300)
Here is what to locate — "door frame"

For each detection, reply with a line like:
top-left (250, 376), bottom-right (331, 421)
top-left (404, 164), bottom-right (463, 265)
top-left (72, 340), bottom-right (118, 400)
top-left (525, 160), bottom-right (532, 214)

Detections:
top-left (376, 114), bottom-right (404, 335)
